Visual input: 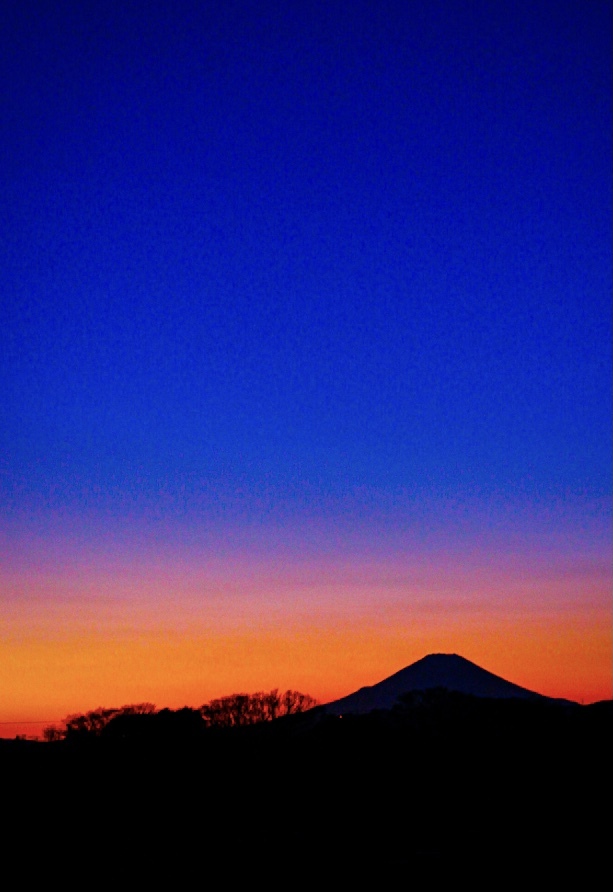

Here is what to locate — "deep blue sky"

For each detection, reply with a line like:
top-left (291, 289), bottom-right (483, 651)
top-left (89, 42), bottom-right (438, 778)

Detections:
top-left (2, 0), bottom-right (611, 532)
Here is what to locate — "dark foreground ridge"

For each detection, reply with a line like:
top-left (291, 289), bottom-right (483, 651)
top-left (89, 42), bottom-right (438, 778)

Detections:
top-left (2, 655), bottom-right (611, 877)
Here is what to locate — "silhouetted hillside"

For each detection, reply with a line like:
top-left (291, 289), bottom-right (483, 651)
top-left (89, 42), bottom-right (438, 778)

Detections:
top-left (3, 690), bottom-right (611, 876)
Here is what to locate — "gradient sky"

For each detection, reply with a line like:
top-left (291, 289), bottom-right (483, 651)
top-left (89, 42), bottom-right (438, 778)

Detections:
top-left (1, 0), bottom-right (611, 737)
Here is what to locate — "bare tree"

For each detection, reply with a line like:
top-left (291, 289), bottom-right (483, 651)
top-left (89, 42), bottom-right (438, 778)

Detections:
top-left (200, 689), bottom-right (317, 728)
top-left (281, 690), bottom-right (318, 715)
top-left (45, 703), bottom-right (157, 741)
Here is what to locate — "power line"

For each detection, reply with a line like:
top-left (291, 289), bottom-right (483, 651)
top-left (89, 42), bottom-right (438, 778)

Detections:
top-left (0, 720), bottom-right (57, 725)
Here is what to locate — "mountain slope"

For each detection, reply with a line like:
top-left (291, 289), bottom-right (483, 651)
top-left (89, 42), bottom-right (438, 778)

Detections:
top-left (322, 653), bottom-right (568, 716)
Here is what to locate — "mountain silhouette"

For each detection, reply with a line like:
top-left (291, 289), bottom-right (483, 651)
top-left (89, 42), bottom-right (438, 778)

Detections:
top-left (321, 653), bottom-right (568, 716)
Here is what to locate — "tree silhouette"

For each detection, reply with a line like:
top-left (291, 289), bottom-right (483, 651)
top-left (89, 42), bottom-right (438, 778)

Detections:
top-left (45, 703), bottom-right (156, 741)
top-left (43, 691), bottom-right (318, 741)
top-left (200, 689), bottom-right (317, 728)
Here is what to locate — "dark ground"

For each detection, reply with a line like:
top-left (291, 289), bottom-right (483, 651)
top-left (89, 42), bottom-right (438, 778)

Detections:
top-left (3, 693), bottom-right (610, 879)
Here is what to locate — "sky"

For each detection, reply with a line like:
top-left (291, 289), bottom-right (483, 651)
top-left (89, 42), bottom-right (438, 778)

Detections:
top-left (1, 0), bottom-right (611, 737)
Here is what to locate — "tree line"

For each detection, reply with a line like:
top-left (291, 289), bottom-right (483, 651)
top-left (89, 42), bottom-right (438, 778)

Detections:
top-left (42, 688), bottom-right (318, 741)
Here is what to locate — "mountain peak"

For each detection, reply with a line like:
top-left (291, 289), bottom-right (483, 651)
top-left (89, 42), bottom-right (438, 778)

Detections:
top-left (322, 652), bottom-right (558, 716)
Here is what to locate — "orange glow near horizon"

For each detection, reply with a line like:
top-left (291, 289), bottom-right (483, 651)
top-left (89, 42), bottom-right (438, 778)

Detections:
top-left (2, 528), bottom-right (611, 739)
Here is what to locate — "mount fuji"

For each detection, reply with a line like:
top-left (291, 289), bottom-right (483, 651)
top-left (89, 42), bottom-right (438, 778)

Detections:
top-left (321, 653), bottom-right (572, 716)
